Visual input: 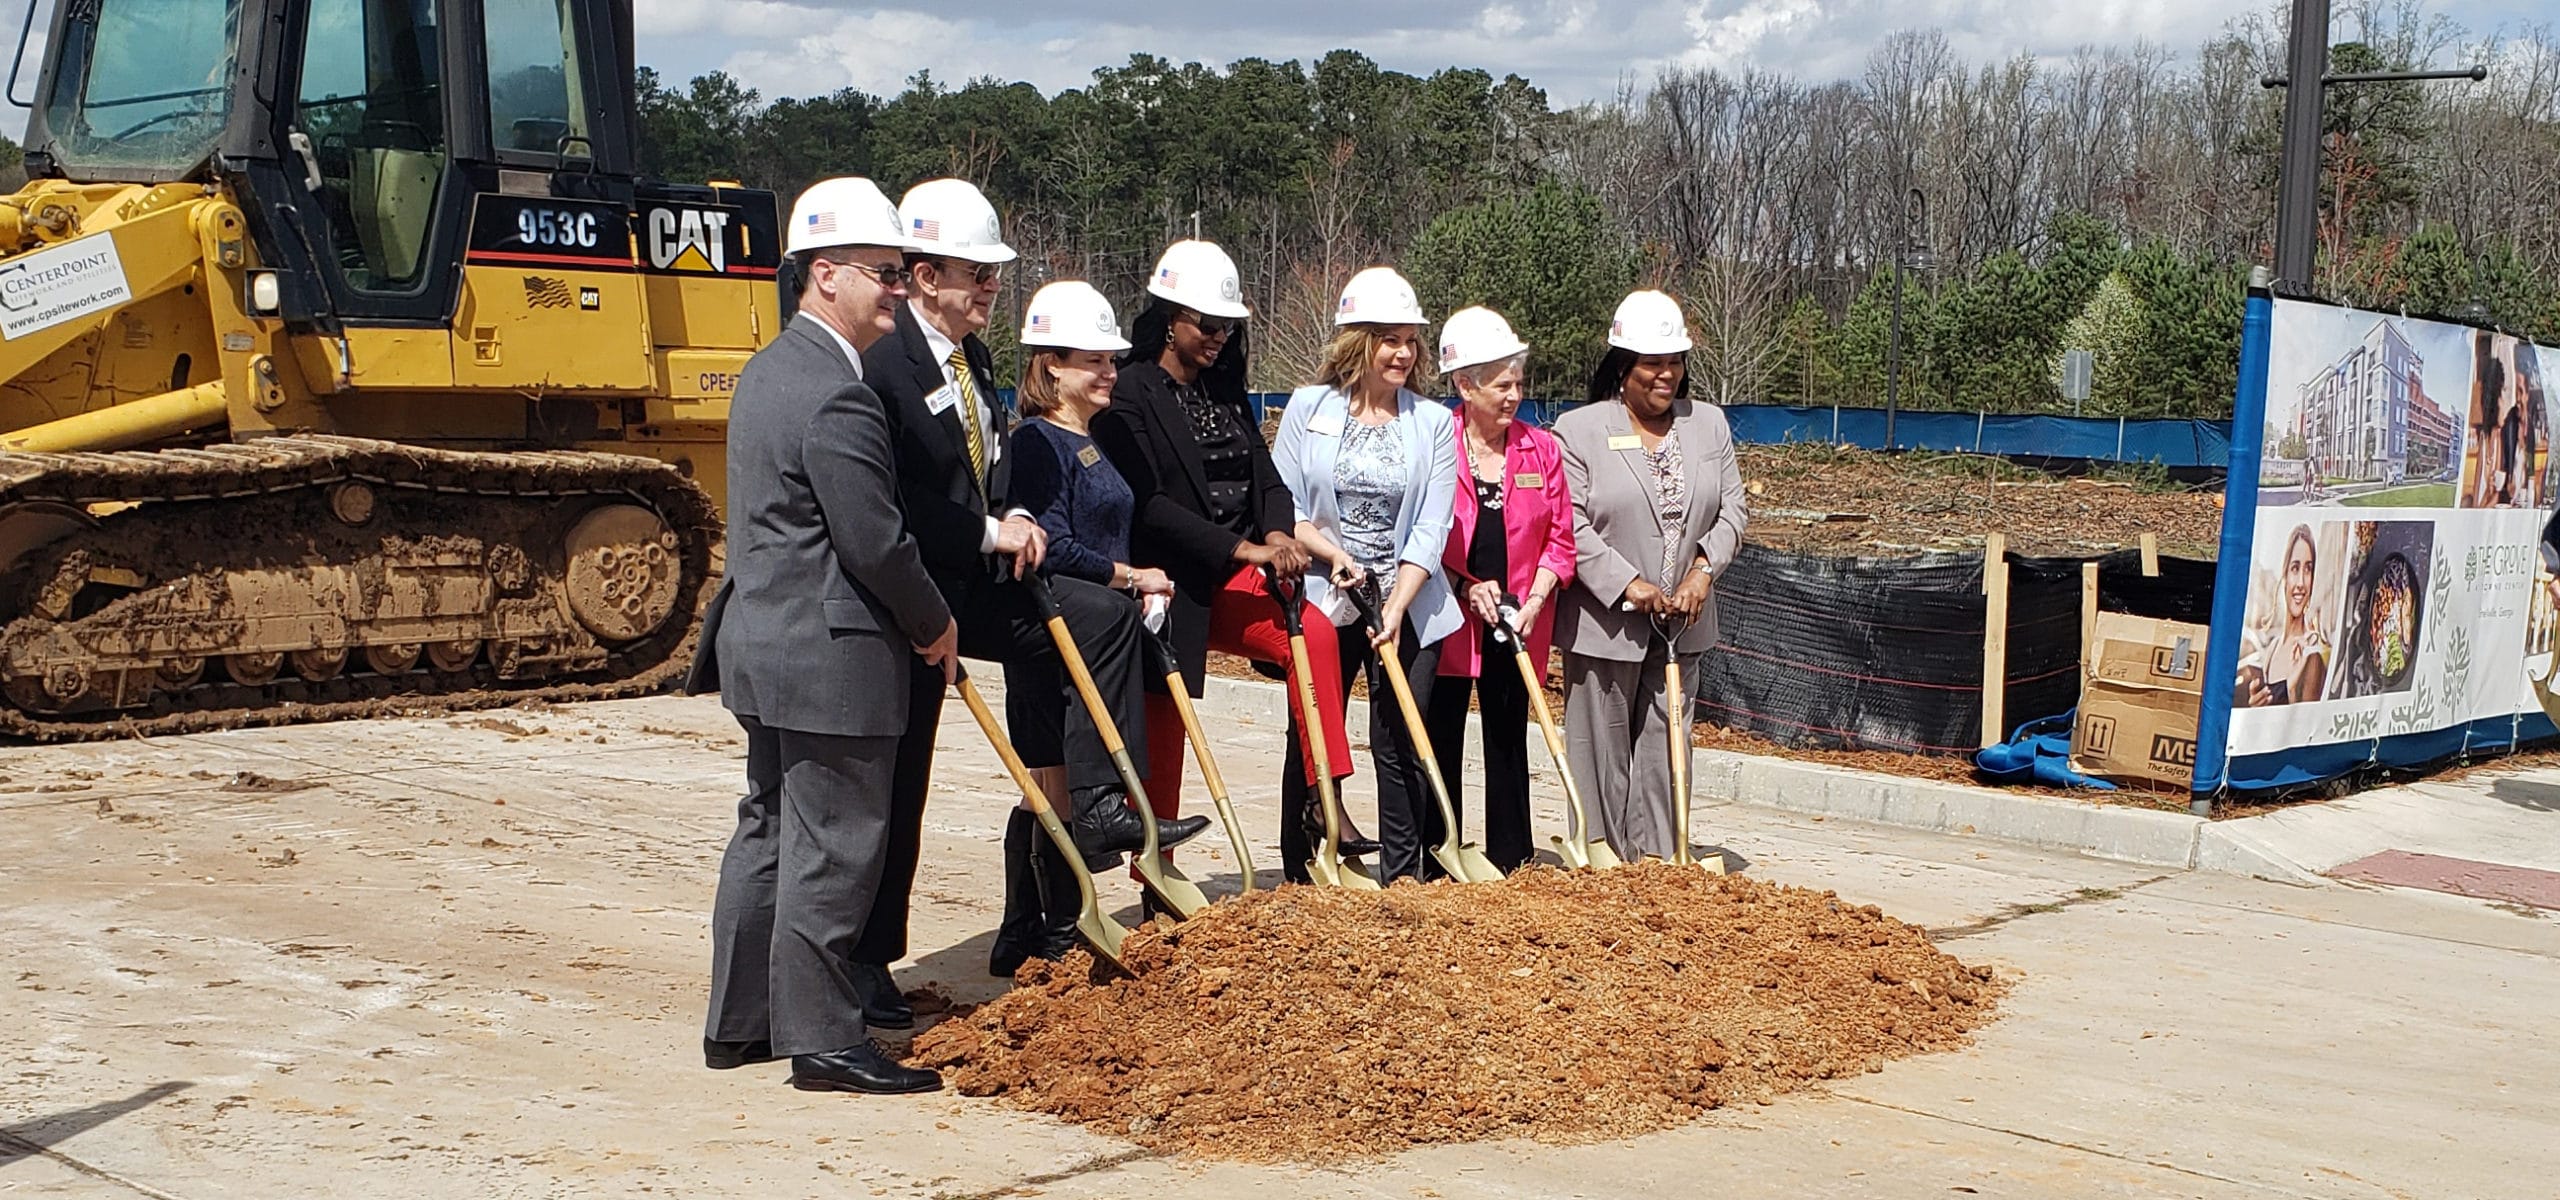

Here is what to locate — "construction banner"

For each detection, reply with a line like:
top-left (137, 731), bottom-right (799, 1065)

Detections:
top-left (2196, 295), bottom-right (2560, 793)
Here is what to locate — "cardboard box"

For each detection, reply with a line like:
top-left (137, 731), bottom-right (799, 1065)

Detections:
top-left (2071, 612), bottom-right (2208, 787)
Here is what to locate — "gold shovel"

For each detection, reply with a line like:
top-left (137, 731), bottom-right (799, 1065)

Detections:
top-left (952, 666), bottom-right (1128, 966)
top-left (1267, 567), bottom-right (1377, 890)
top-left (1144, 623), bottom-right (1256, 892)
top-left (1494, 601), bottom-right (1619, 869)
top-left (1022, 572), bottom-right (1209, 919)
top-left (1658, 620), bottom-right (1724, 876)
top-left (1345, 582), bottom-right (1502, 882)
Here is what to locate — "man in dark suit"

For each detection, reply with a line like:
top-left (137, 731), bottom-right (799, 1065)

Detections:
top-left (686, 176), bottom-right (949, 1095)
top-left (861, 178), bottom-right (1207, 980)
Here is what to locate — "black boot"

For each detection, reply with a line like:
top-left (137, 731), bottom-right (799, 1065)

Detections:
top-left (1067, 786), bottom-right (1213, 870)
top-left (1029, 831), bottom-right (1084, 963)
top-left (987, 809), bottom-right (1045, 978)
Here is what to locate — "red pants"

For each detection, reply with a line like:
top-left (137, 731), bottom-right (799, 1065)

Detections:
top-left (1137, 564), bottom-right (1352, 820)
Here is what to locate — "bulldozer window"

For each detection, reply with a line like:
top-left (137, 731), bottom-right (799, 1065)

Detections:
top-left (39, 0), bottom-right (243, 176)
top-left (481, 0), bottom-right (589, 158)
top-left (295, 0), bottom-right (446, 290)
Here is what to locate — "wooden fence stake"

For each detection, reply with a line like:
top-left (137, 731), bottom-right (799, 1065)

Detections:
top-left (2082, 560), bottom-right (2101, 678)
top-left (1981, 533), bottom-right (2010, 749)
top-left (2140, 532), bottom-right (2160, 577)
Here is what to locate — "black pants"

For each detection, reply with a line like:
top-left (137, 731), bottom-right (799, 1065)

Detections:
top-left (1281, 620), bottom-right (1442, 884)
top-left (1424, 628), bottom-right (1534, 873)
top-left (880, 573), bottom-right (1145, 961)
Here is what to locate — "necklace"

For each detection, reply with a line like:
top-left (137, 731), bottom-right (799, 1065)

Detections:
top-left (1464, 426), bottom-right (1504, 478)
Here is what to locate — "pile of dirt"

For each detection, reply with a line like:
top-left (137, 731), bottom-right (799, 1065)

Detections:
top-left (908, 863), bottom-right (2004, 1160)
top-left (1736, 443), bottom-right (2223, 559)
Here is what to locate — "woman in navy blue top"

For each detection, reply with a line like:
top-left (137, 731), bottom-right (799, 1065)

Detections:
top-left (992, 281), bottom-right (1181, 969)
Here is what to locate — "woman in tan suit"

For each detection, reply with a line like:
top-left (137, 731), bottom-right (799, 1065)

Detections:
top-left (1552, 290), bottom-right (1748, 863)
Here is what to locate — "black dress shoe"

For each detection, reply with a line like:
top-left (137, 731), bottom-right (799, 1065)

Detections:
top-left (851, 962), bottom-right (913, 1030)
top-left (1300, 803), bottom-right (1382, 858)
top-left (790, 1044), bottom-right (942, 1095)
top-left (704, 1037), bottom-right (776, 1070)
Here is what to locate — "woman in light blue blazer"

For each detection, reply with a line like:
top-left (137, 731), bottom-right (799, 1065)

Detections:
top-left (1270, 267), bottom-right (1461, 883)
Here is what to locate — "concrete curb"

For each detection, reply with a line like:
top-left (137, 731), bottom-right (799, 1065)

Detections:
top-left (1192, 671), bottom-right (2210, 870)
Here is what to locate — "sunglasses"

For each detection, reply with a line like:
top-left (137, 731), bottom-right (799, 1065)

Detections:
top-left (832, 259), bottom-right (913, 288)
top-left (1181, 310), bottom-right (1240, 338)
top-left (922, 258), bottom-right (1004, 286)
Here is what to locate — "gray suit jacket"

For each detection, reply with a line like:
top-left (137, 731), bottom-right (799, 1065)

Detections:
top-left (1553, 396), bottom-right (1749, 662)
top-left (684, 315), bottom-right (952, 737)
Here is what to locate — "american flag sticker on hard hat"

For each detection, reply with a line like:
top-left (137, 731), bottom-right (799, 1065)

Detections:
top-left (1439, 344), bottom-right (1458, 365)
top-left (807, 211), bottom-right (837, 235)
top-left (912, 217), bottom-right (941, 241)
top-left (1029, 313), bottom-right (1053, 335)
top-left (1339, 295), bottom-right (1356, 314)
top-left (1158, 268), bottom-right (1179, 287)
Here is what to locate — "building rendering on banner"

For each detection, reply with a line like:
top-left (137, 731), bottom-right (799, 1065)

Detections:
top-left (2298, 318), bottom-right (2454, 486)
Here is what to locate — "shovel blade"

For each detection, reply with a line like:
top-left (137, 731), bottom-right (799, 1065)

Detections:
top-left (1077, 907), bottom-right (1127, 965)
top-left (1307, 853), bottom-right (1383, 891)
top-left (1457, 844), bottom-right (1505, 882)
top-left (1133, 853), bottom-right (1211, 919)
top-left (1549, 834), bottom-right (1589, 870)
top-left (1338, 854), bottom-right (1382, 890)
top-left (1585, 840), bottom-right (1626, 869)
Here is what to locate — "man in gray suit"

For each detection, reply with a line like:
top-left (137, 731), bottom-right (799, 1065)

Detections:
top-left (686, 176), bottom-right (952, 1095)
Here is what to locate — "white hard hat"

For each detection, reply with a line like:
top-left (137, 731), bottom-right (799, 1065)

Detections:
top-left (1334, 266), bottom-right (1428, 327)
top-left (785, 176), bottom-right (914, 255)
top-left (897, 178), bottom-right (1017, 265)
top-left (1438, 306), bottom-right (1529, 373)
top-left (1147, 240), bottom-right (1249, 319)
top-left (1608, 290), bottom-right (1693, 355)
top-left (1020, 281), bottom-right (1132, 353)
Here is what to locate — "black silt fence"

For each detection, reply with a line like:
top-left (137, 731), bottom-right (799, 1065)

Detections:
top-left (1694, 544), bottom-right (2215, 756)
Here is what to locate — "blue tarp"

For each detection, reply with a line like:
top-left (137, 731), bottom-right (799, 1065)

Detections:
top-left (1233, 396), bottom-right (2230, 468)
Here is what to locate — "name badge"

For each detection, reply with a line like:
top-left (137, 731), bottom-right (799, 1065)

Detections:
top-left (1076, 444), bottom-right (1101, 467)
top-left (1513, 471), bottom-right (1543, 489)
top-left (924, 382), bottom-right (960, 416)
top-left (1305, 411), bottom-right (1345, 437)
top-left (1607, 434), bottom-right (1642, 451)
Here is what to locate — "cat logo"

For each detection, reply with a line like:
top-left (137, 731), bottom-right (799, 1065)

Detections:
top-left (645, 205), bottom-right (734, 274)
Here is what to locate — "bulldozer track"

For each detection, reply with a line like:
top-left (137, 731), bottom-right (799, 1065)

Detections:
top-left (0, 436), bottom-right (720, 741)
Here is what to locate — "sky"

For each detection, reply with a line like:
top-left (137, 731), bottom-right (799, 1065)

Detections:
top-left (632, 0), bottom-right (2556, 107)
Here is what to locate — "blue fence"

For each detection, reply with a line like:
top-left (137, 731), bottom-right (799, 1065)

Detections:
top-left (1232, 395), bottom-right (2232, 468)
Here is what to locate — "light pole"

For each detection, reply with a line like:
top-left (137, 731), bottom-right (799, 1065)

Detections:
top-left (1884, 187), bottom-right (1930, 451)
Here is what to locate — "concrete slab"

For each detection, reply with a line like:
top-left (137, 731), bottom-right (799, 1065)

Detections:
top-left (2199, 764), bottom-right (2560, 889)
top-left (4, 686), bottom-right (2558, 1198)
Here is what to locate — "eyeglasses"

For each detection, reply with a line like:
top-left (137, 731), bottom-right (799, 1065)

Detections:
top-left (1181, 310), bottom-right (1239, 338)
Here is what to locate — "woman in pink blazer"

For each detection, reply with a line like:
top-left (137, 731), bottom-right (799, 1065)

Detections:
top-left (1425, 307), bottom-right (1576, 872)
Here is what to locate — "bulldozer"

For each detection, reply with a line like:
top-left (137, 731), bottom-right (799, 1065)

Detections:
top-left (0, 0), bottom-right (777, 738)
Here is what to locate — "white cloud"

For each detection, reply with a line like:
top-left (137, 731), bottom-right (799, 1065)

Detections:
top-left (629, 0), bottom-right (2530, 110)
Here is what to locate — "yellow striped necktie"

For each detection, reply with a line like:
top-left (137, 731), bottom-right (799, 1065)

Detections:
top-left (948, 348), bottom-right (986, 491)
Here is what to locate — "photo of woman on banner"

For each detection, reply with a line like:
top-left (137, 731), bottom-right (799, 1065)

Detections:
top-left (2236, 522), bottom-right (2342, 708)
top-left (2459, 331), bottom-right (2550, 511)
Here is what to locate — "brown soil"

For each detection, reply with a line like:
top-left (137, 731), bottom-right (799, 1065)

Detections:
top-left (1735, 443), bottom-right (2223, 559)
top-left (907, 863), bottom-right (2004, 1161)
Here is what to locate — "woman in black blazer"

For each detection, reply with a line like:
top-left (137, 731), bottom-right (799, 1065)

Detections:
top-left (1091, 240), bottom-right (1371, 884)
